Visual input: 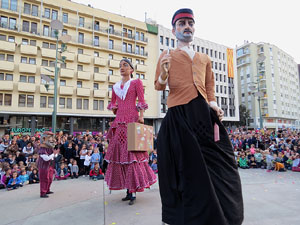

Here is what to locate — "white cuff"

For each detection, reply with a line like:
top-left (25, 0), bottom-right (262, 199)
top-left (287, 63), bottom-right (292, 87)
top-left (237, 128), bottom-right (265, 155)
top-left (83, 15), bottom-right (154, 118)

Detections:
top-left (209, 101), bottom-right (218, 108)
top-left (40, 154), bottom-right (54, 161)
top-left (158, 75), bottom-right (168, 85)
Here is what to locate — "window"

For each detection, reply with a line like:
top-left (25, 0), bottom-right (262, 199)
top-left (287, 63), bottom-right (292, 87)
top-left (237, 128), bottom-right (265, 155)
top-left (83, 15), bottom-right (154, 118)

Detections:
top-left (4, 94), bottom-right (12, 106)
top-left (210, 49), bottom-right (213, 57)
top-left (0, 16), bottom-right (8, 28)
top-left (28, 76), bottom-right (35, 83)
top-left (30, 40), bottom-right (36, 46)
top-left (219, 74), bottom-right (222, 81)
top-left (78, 32), bottom-right (84, 44)
top-left (40, 96), bottom-right (46, 108)
top-left (109, 24), bottom-right (114, 34)
top-left (94, 83), bottom-right (99, 90)
top-left (50, 43), bottom-right (56, 49)
top-left (108, 54), bottom-right (113, 60)
top-left (135, 31), bottom-right (139, 40)
top-left (171, 39), bottom-right (175, 48)
top-left (94, 36), bottom-right (99, 46)
top-left (0, 54), bottom-right (4, 60)
top-left (108, 85), bottom-right (113, 91)
top-left (220, 85), bottom-right (223, 93)
top-left (67, 98), bottom-right (72, 109)
top-left (21, 57), bottom-right (27, 63)
top-left (223, 64), bottom-right (226, 72)
top-left (44, 8), bottom-right (50, 18)
top-left (18, 94), bottom-right (26, 107)
top-left (6, 74), bottom-right (13, 80)
top-left (42, 59), bottom-right (48, 66)
top-left (1, 0), bottom-right (9, 9)
top-left (22, 20), bottom-right (30, 32)
top-left (29, 58), bottom-right (36, 64)
top-left (76, 99), bottom-right (82, 109)
top-left (224, 75), bottom-right (226, 82)
top-left (9, 18), bottom-right (16, 30)
top-left (78, 48), bottom-right (83, 54)
top-left (7, 55), bottom-right (14, 62)
top-left (52, 10), bottom-right (58, 20)
top-left (93, 100), bottom-right (104, 110)
top-left (60, 80), bottom-right (66, 86)
top-left (140, 74), bottom-right (145, 79)
top-left (62, 29), bottom-right (67, 35)
top-left (128, 44), bottom-right (132, 53)
top-left (128, 29), bottom-right (132, 38)
top-left (135, 45), bottom-right (140, 54)
top-left (79, 17), bottom-right (84, 27)
top-left (48, 97), bottom-right (54, 108)
top-left (108, 69), bottom-right (113, 75)
top-left (27, 95), bottom-right (34, 107)
top-left (160, 36), bottom-right (163, 45)
top-left (43, 25), bottom-right (49, 36)
top-left (140, 47), bottom-right (144, 56)
top-left (216, 85), bottom-right (218, 93)
top-left (77, 65), bottom-right (83, 71)
top-left (109, 39), bottom-right (113, 49)
top-left (141, 32), bottom-right (144, 41)
top-left (8, 36), bottom-right (15, 42)
top-left (83, 99), bottom-right (89, 110)
top-left (24, 3), bottom-right (30, 14)
top-left (32, 5), bottom-right (38, 16)
top-left (94, 21), bottom-right (99, 30)
top-left (77, 81), bottom-right (82, 88)
top-left (59, 98), bottom-right (65, 108)
top-left (136, 73), bottom-right (140, 79)
top-left (63, 13), bottom-right (68, 23)
top-left (93, 100), bottom-right (98, 110)
top-left (166, 37), bottom-right (169, 46)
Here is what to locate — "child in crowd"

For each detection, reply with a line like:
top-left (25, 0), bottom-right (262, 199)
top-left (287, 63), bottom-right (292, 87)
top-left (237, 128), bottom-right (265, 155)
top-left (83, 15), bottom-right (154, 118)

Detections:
top-left (89, 163), bottom-right (104, 180)
top-left (1, 167), bottom-right (11, 187)
top-left (250, 144), bottom-right (256, 155)
top-left (83, 151), bottom-right (92, 177)
top-left (90, 148), bottom-right (101, 170)
top-left (249, 156), bottom-right (257, 168)
top-left (55, 163), bottom-right (70, 180)
top-left (29, 168), bottom-right (39, 184)
top-left (239, 155), bottom-right (249, 169)
top-left (292, 154), bottom-right (300, 172)
top-left (254, 149), bottom-right (263, 168)
top-left (70, 160), bottom-right (79, 179)
top-left (7, 171), bottom-right (22, 190)
top-left (19, 170), bottom-right (29, 185)
top-left (151, 158), bottom-right (158, 173)
top-left (266, 151), bottom-right (274, 172)
top-left (274, 153), bottom-right (286, 172)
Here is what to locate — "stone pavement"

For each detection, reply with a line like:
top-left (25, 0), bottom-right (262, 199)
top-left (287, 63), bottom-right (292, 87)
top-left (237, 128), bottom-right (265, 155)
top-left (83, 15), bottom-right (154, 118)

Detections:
top-left (0, 169), bottom-right (299, 225)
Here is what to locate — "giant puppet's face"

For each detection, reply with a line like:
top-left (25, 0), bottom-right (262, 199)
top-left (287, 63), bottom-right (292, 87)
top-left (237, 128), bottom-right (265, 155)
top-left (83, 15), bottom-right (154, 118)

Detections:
top-left (172, 18), bottom-right (195, 43)
top-left (44, 135), bottom-right (56, 148)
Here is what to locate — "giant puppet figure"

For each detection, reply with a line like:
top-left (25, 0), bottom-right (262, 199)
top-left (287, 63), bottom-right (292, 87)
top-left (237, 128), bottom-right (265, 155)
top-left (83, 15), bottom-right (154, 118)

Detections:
top-left (155, 8), bottom-right (244, 225)
top-left (37, 131), bottom-right (57, 198)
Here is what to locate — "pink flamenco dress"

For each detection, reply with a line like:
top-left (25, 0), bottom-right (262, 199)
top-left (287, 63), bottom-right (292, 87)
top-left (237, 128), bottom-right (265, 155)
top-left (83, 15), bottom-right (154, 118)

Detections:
top-left (104, 79), bottom-right (157, 193)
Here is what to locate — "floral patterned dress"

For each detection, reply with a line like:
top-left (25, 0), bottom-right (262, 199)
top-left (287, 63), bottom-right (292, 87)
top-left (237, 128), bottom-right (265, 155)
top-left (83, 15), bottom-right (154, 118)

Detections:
top-left (104, 79), bottom-right (157, 193)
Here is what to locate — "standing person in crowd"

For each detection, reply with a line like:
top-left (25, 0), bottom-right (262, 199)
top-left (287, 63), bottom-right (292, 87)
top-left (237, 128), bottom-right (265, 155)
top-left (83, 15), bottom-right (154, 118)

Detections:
top-left (154, 8), bottom-right (243, 225)
top-left (104, 58), bottom-right (157, 205)
top-left (79, 144), bottom-right (88, 175)
top-left (70, 160), bottom-right (79, 179)
top-left (37, 131), bottom-right (57, 198)
top-left (83, 151), bottom-right (92, 177)
top-left (90, 148), bottom-right (101, 169)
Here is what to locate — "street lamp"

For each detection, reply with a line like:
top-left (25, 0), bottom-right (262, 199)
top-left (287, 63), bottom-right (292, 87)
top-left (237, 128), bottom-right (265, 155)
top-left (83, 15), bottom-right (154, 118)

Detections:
top-left (256, 55), bottom-right (266, 130)
top-left (49, 20), bottom-right (71, 134)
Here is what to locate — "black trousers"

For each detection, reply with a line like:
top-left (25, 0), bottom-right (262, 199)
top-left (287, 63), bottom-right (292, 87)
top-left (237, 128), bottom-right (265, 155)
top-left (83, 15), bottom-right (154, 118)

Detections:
top-left (157, 94), bottom-right (244, 225)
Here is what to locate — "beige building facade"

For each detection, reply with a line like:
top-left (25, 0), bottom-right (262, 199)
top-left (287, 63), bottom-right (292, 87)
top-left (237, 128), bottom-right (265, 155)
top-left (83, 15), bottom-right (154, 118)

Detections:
top-left (0, 0), bottom-right (159, 135)
top-left (236, 41), bottom-right (300, 130)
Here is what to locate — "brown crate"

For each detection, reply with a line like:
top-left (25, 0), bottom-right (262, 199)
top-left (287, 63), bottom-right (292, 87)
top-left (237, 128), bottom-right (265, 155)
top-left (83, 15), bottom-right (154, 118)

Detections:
top-left (127, 122), bottom-right (154, 151)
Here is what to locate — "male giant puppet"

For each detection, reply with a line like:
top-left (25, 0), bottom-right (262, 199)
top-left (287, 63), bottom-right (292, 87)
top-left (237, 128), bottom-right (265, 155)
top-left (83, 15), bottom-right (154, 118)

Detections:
top-left (155, 8), bottom-right (244, 225)
top-left (37, 131), bottom-right (57, 198)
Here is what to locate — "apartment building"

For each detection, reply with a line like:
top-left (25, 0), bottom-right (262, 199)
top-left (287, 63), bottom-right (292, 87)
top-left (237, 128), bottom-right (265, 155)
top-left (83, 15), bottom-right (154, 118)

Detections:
top-left (0, 0), bottom-right (159, 135)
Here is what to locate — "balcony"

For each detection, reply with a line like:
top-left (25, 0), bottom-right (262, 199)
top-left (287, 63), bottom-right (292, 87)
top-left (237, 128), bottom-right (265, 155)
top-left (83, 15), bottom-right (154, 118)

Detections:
top-left (77, 87), bottom-right (90, 97)
top-left (0, 61), bottom-right (14, 71)
top-left (20, 45), bottom-right (37, 55)
top-left (41, 48), bottom-right (56, 59)
top-left (237, 58), bottom-right (251, 67)
top-left (59, 86), bottom-right (73, 95)
top-left (40, 85), bottom-right (54, 94)
top-left (94, 73), bottom-right (107, 82)
top-left (94, 57), bottom-right (107, 66)
top-left (0, 80), bottom-right (13, 91)
top-left (94, 89), bottom-right (107, 98)
top-left (136, 64), bottom-right (147, 73)
top-left (77, 71), bottom-right (91, 80)
top-left (19, 63), bottom-right (36, 74)
top-left (61, 52), bottom-right (75, 61)
top-left (18, 82), bottom-right (36, 92)
top-left (0, 40), bottom-right (16, 52)
top-left (108, 75), bottom-right (120, 83)
top-left (77, 54), bottom-right (91, 64)
top-left (109, 60), bottom-right (120, 68)
top-left (60, 68), bottom-right (75, 78)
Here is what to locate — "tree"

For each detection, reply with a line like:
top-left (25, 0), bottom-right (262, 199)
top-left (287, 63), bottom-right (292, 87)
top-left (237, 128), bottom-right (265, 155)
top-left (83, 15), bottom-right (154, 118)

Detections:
top-left (238, 104), bottom-right (251, 126)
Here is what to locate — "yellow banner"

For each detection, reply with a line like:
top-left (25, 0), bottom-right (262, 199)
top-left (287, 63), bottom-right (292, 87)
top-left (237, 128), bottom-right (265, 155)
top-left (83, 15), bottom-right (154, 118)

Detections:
top-left (227, 48), bottom-right (234, 78)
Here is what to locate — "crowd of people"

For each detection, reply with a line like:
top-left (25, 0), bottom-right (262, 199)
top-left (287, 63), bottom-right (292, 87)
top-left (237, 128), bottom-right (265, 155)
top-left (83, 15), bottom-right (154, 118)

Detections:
top-left (228, 128), bottom-right (300, 172)
top-left (0, 127), bottom-right (299, 191)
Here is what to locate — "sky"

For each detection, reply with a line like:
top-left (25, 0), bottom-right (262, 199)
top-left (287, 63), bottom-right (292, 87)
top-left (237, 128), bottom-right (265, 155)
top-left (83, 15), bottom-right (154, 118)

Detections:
top-left (73, 0), bottom-right (300, 63)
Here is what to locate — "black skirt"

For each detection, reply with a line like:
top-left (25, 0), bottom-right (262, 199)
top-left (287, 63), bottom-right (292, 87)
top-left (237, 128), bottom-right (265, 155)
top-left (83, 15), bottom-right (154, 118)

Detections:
top-left (157, 94), bottom-right (244, 225)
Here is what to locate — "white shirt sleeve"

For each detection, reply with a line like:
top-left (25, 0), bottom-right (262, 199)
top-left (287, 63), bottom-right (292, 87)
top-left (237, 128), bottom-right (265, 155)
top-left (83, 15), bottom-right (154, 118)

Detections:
top-left (40, 154), bottom-right (54, 161)
top-left (209, 101), bottom-right (218, 108)
top-left (158, 75), bottom-right (168, 85)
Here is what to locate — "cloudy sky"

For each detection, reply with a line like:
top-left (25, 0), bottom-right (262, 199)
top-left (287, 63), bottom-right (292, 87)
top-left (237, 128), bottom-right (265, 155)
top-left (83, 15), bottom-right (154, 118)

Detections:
top-left (73, 0), bottom-right (300, 63)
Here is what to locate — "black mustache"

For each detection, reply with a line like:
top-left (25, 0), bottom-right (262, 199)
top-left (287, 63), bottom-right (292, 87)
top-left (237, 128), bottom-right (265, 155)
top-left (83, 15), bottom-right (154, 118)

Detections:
top-left (184, 29), bottom-right (192, 33)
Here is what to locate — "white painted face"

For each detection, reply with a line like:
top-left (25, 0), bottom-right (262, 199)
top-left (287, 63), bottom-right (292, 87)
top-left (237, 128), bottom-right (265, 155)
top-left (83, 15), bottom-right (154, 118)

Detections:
top-left (172, 18), bottom-right (195, 43)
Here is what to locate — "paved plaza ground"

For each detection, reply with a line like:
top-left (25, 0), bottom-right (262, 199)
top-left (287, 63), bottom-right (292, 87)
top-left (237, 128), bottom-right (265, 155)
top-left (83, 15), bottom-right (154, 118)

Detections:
top-left (0, 169), bottom-right (299, 225)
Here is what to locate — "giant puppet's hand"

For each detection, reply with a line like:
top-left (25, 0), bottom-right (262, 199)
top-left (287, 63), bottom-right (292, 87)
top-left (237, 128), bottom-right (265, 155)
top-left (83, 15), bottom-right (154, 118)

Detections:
top-left (209, 101), bottom-right (224, 121)
top-left (159, 51), bottom-right (171, 82)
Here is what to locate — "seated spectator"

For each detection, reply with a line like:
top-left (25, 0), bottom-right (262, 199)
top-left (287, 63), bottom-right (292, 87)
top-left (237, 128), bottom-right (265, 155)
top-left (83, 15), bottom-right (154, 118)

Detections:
top-left (11, 164), bottom-right (20, 175)
top-left (292, 154), bottom-right (300, 172)
top-left (89, 163), bottom-right (104, 180)
top-left (1, 167), bottom-right (11, 187)
top-left (70, 160), bottom-right (79, 179)
top-left (7, 171), bottom-right (22, 190)
top-left (151, 158), bottom-right (158, 173)
top-left (29, 168), bottom-right (40, 184)
top-left (19, 170), bottom-right (29, 185)
top-left (254, 149), bottom-right (263, 168)
top-left (239, 155), bottom-right (249, 169)
top-left (266, 151), bottom-right (274, 172)
top-left (286, 156), bottom-right (293, 170)
top-left (55, 163), bottom-right (70, 180)
top-left (249, 156), bottom-right (257, 168)
top-left (274, 153), bottom-right (286, 172)
top-left (22, 142), bottom-right (34, 157)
